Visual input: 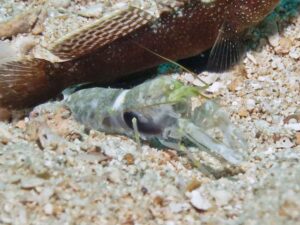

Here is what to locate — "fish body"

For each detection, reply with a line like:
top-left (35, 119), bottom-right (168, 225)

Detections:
top-left (50, 0), bottom-right (280, 82)
top-left (0, 0), bottom-right (279, 109)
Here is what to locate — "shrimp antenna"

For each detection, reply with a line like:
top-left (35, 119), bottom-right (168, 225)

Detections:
top-left (133, 42), bottom-right (210, 88)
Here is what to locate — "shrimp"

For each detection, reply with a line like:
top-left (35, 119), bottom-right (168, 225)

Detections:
top-left (64, 76), bottom-right (247, 166)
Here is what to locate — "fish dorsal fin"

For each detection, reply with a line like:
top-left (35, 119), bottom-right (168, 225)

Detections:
top-left (207, 21), bottom-right (246, 72)
top-left (50, 6), bottom-right (155, 61)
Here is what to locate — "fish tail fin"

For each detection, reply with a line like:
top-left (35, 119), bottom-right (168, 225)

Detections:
top-left (0, 56), bottom-right (61, 109)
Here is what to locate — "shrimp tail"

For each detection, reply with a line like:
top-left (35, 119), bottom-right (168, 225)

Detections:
top-left (192, 100), bottom-right (248, 150)
top-left (179, 119), bottom-right (245, 166)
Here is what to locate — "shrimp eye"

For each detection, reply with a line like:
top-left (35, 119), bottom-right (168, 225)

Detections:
top-left (123, 111), bottom-right (162, 135)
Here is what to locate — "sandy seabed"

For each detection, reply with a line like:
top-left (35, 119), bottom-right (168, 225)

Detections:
top-left (0, 0), bottom-right (300, 224)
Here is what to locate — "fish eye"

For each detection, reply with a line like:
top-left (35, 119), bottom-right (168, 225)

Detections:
top-left (123, 111), bottom-right (162, 135)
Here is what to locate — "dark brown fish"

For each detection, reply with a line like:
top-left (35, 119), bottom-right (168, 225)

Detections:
top-left (0, 0), bottom-right (279, 109)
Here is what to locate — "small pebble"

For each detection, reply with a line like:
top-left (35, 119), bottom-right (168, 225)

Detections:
top-left (275, 38), bottom-right (292, 54)
top-left (183, 73), bottom-right (195, 83)
top-left (228, 78), bottom-right (243, 92)
top-left (207, 82), bottom-right (224, 93)
top-left (187, 190), bottom-right (211, 211)
top-left (21, 177), bottom-right (45, 189)
top-left (268, 33), bottom-right (280, 47)
top-left (210, 190), bottom-right (232, 207)
top-left (246, 52), bottom-right (258, 65)
top-left (185, 178), bottom-right (201, 192)
top-left (153, 196), bottom-right (165, 207)
top-left (289, 47), bottom-right (300, 59)
top-left (49, 0), bottom-right (71, 8)
top-left (44, 203), bottom-right (53, 215)
top-left (78, 3), bottom-right (104, 18)
top-left (246, 99), bottom-right (256, 111)
top-left (169, 203), bottom-right (190, 213)
top-left (238, 108), bottom-right (249, 117)
top-left (123, 153), bottom-right (135, 165)
top-left (284, 123), bottom-right (300, 131)
top-left (275, 137), bottom-right (294, 148)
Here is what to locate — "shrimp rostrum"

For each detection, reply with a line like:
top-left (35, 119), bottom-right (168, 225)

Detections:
top-left (64, 76), bottom-right (247, 166)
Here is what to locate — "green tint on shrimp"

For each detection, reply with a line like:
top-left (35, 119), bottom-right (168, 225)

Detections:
top-left (64, 76), bottom-right (246, 166)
